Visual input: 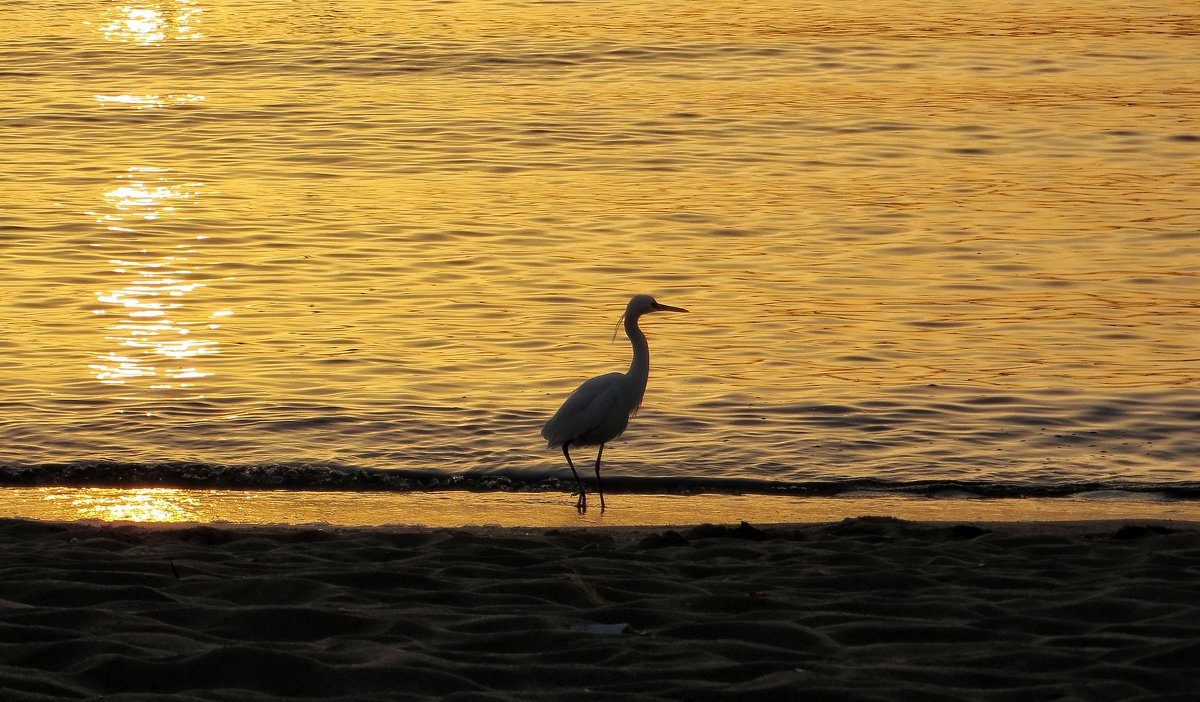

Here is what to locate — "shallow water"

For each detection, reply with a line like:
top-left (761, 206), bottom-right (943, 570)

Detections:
top-left (2, 1), bottom-right (1198, 493)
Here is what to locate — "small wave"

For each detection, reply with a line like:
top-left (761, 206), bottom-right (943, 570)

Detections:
top-left (2, 462), bottom-right (1198, 501)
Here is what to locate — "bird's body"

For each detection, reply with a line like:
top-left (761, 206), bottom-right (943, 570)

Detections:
top-left (542, 372), bottom-right (634, 448)
top-left (542, 294), bottom-right (687, 512)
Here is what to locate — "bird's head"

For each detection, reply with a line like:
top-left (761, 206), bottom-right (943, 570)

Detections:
top-left (613, 294), bottom-right (688, 341)
top-left (627, 294), bottom-right (688, 318)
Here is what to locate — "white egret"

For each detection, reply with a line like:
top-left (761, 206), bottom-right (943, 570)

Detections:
top-left (542, 294), bottom-right (688, 512)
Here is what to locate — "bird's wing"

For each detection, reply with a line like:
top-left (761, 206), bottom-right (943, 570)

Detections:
top-left (542, 373), bottom-right (628, 447)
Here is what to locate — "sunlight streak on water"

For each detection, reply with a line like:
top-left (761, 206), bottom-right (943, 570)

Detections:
top-left (94, 93), bottom-right (206, 109)
top-left (91, 1), bottom-right (204, 45)
top-left (87, 169), bottom-right (218, 390)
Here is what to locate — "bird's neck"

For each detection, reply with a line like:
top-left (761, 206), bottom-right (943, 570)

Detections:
top-left (625, 313), bottom-right (650, 408)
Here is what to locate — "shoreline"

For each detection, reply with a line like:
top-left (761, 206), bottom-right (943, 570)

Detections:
top-left (3, 485), bottom-right (1199, 527)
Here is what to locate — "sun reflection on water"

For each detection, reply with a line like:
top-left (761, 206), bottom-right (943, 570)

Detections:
top-left (87, 168), bottom-right (219, 391)
top-left (94, 93), bottom-right (206, 110)
top-left (91, 1), bottom-right (203, 44)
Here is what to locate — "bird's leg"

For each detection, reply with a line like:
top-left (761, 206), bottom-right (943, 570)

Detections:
top-left (594, 443), bottom-right (606, 512)
top-left (563, 443), bottom-right (586, 513)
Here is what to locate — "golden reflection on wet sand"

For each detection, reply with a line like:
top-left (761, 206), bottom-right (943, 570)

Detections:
top-left (40, 487), bottom-right (203, 522)
top-left (7, 488), bottom-right (1199, 527)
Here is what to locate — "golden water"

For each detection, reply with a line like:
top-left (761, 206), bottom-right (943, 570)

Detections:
top-left (1, 1), bottom-right (1197, 489)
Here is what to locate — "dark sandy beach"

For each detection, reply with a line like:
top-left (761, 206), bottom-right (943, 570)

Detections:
top-left (0, 517), bottom-right (1197, 701)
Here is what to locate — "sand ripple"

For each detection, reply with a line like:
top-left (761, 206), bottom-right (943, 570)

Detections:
top-left (0, 518), bottom-right (1197, 700)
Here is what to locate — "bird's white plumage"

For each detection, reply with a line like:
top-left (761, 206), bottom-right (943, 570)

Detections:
top-left (542, 294), bottom-right (687, 512)
top-left (542, 372), bottom-right (632, 448)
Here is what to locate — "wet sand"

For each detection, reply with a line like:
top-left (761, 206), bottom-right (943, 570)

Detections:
top-left (6, 486), bottom-right (1200, 526)
top-left (0, 517), bottom-right (1197, 701)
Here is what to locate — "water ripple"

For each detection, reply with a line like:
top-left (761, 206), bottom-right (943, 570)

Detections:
top-left (1, 0), bottom-right (1197, 489)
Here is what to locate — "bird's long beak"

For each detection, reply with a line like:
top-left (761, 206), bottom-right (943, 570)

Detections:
top-left (654, 303), bottom-right (688, 313)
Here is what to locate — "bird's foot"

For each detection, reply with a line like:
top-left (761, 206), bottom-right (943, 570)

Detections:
top-left (574, 490), bottom-right (587, 513)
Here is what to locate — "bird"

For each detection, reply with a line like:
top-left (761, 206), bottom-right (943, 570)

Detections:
top-left (542, 294), bottom-right (688, 512)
